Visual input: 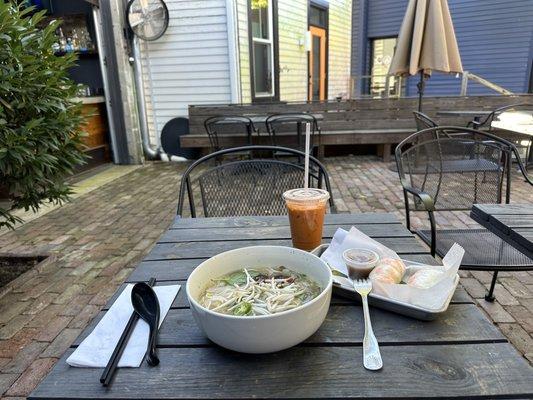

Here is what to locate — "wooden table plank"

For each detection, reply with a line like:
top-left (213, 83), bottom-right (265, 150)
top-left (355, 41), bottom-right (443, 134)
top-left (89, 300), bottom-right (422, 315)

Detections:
top-left (127, 253), bottom-right (440, 282)
top-left (30, 344), bottom-right (533, 399)
top-left (170, 213), bottom-right (400, 229)
top-left (145, 237), bottom-right (428, 261)
top-left (102, 281), bottom-right (473, 312)
top-left (490, 215), bottom-right (533, 232)
top-left (159, 223), bottom-right (413, 243)
top-left (471, 204), bottom-right (533, 259)
top-left (73, 303), bottom-right (504, 347)
top-left (472, 204), bottom-right (533, 217)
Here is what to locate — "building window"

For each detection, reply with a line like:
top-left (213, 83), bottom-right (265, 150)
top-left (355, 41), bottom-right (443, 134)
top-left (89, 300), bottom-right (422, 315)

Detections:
top-left (309, 5), bottom-right (327, 28)
top-left (368, 37), bottom-right (402, 97)
top-left (250, 0), bottom-right (277, 100)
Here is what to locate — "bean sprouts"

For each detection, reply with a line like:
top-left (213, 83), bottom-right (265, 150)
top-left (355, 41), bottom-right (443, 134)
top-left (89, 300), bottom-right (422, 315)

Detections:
top-left (200, 266), bottom-right (321, 316)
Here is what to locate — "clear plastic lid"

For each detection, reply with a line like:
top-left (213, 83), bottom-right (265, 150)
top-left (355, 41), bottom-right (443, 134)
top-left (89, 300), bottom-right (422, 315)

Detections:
top-left (282, 188), bottom-right (330, 204)
top-left (343, 248), bottom-right (380, 267)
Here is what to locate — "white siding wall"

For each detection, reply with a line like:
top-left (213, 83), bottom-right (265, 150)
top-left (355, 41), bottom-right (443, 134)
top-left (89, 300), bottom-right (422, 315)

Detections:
top-left (139, 0), bottom-right (233, 140)
top-left (278, 0), bottom-right (308, 101)
top-left (236, 0), bottom-right (252, 102)
top-left (327, 0), bottom-right (352, 99)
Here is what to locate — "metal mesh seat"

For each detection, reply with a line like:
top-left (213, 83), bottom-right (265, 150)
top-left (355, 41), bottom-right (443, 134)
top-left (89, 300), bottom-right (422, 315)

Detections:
top-left (395, 126), bottom-right (533, 301)
top-left (177, 146), bottom-right (335, 218)
top-left (417, 229), bottom-right (533, 270)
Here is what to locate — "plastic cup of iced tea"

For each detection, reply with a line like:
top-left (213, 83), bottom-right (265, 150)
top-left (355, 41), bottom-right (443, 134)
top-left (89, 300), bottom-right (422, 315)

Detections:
top-left (283, 188), bottom-right (330, 251)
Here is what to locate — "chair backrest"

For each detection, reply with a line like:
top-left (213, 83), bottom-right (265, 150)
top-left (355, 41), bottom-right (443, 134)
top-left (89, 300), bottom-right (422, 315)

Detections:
top-left (490, 103), bottom-right (533, 130)
top-left (473, 103), bottom-right (533, 131)
top-left (265, 113), bottom-right (320, 149)
top-left (395, 127), bottom-right (514, 211)
top-left (413, 111), bottom-right (438, 130)
top-left (177, 145), bottom-right (335, 217)
top-left (204, 116), bottom-right (256, 152)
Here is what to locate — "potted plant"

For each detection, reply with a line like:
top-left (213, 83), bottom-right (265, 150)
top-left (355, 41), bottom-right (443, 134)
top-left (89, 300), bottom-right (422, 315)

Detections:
top-left (0, 2), bottom-right (87, 229)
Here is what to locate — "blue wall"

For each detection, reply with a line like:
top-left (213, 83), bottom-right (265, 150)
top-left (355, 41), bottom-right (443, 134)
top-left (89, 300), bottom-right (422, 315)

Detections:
top-left (351, 0), bottom-right (533, 96)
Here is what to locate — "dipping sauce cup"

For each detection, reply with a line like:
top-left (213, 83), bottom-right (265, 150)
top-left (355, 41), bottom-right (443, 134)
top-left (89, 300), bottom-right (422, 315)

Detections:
top-left (343, 248), bottom-right (380, 278)
top-left (283, 188), bottom-right (330, 251)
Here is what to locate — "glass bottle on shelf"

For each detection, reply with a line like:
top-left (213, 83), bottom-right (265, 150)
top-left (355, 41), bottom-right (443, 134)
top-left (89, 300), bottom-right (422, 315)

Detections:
top-left (58, 28), bottom-right (66, 52)
top-left (65, 37), bottom-right (73, 52)
top-left (78, 28), bottom-right (88, 52)
top-left (86, 30), bottom-right (95, 52)
top-left (71, 28), bottom-right (79, 52)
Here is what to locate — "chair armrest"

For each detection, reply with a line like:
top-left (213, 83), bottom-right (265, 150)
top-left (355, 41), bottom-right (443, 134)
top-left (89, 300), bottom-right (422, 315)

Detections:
top-left (402, 185), bottom-right (436, 212)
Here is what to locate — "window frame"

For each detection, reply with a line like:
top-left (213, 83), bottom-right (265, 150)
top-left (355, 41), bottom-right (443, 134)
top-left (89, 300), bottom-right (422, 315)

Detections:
top-left (367, 36), bottom-right (402, 97)
top-left (248, 0), bottom-right (279, 102)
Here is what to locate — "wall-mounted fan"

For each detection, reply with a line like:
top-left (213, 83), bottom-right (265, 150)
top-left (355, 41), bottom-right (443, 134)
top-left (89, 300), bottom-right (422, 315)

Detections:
top-left (126, 0), bottom-right (169, 41)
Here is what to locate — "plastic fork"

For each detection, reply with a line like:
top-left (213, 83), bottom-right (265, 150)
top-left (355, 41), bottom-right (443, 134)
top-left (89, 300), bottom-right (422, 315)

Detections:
top-left (351, 279), bottom-right (383, 371)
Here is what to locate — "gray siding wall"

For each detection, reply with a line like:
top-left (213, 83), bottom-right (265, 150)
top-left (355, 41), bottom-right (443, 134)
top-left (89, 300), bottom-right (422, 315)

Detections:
top-left (351, 0), bottom-right (533, 96)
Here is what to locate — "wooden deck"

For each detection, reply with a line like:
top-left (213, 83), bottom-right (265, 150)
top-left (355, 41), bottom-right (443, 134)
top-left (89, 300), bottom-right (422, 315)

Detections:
top-left (181, 94), bottom-right (533, 161)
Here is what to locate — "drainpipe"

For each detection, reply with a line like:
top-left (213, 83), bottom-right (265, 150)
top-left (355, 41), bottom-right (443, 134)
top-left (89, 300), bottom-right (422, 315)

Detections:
top-left (131, 36), bottom-right (160, 159)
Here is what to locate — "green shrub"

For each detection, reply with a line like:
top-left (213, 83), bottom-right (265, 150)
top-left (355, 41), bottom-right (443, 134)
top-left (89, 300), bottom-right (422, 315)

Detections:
top-left (0, 2), bottom-right (87, 229)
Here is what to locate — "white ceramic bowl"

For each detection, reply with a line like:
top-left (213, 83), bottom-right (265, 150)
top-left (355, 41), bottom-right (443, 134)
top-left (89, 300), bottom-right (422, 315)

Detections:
top-left (186, 246), bottom-right (332, 353)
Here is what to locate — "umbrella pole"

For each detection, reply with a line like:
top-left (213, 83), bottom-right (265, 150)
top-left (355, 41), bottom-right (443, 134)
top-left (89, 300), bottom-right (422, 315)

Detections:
top-left (417, 71), bottom-right (425, 112)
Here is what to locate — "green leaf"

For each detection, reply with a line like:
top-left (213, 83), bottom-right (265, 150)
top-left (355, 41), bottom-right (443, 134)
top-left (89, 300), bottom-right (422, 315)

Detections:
top-left (222, 271), bottom-right (248, 286)
top-left (233, 302), bottom-right (253, 316)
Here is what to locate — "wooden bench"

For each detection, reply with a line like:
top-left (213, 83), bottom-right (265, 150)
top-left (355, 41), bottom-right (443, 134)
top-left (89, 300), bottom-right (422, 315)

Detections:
top-left (181, 94), bottom-right (533, 161)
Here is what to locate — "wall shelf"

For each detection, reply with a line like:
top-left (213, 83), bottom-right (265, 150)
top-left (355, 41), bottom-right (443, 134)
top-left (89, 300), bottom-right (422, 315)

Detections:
top-left (54, 50), bottom-right (98, 58)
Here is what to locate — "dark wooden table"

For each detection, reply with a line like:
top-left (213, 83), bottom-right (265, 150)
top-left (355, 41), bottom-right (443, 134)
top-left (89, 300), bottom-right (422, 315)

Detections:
top-left (216, 113), bottom-right (324, 124)
top-left (30, 213), bottom-right (533, 399)
top-left (436, 110), bottom-right (492, 118)
top-left (471, 204), bottom-right (533, 259)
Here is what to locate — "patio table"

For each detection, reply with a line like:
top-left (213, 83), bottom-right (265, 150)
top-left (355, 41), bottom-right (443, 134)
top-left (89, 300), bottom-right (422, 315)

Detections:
top-left (216, 113), bottom-right (324, 125)
top-left (436, 110), bottom-right (492, 127)
top-left (30, 213), bottom-right (533, 399)
top-left (471, 203), bottom-right (533, 259)
top-left (436, 110), bottom-right (492, 118)
top-left (214, 113), bottom-right (324, 150)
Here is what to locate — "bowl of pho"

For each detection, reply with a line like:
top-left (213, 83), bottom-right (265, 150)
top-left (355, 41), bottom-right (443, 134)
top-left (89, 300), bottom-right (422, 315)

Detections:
top-left (186, 246), bottom-right (332, 353)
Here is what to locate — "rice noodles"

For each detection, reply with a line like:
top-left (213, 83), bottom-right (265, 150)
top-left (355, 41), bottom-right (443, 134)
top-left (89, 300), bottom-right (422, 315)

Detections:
top-left (199, 266), bottom-right (321, 316)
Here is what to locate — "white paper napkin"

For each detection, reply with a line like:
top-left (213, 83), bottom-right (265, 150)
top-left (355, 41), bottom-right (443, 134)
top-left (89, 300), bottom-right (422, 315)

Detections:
top-left (66, 284), bottom-right (180, 368)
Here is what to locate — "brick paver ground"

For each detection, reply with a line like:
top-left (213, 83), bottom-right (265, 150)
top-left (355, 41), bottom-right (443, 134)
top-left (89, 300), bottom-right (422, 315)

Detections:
top-left (0, 157), bottom-right (532, 398)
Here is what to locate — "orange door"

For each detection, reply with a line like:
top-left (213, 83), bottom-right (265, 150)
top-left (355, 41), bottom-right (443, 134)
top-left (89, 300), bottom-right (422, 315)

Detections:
top-left (309, 26), bottom-right (326, 101)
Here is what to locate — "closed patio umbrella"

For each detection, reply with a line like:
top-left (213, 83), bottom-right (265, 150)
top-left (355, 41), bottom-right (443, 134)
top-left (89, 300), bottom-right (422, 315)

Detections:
top-left (388, 0), bottom-right (463, 111)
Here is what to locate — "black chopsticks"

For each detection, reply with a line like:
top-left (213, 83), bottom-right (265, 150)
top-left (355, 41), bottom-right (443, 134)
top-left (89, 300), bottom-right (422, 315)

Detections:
top-left (100, 277), bottom-right (156, 387)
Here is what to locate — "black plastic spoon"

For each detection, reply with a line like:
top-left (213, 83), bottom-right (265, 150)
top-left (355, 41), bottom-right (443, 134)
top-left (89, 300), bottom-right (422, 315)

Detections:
top-left (131, 282), bottom-right (160, 366)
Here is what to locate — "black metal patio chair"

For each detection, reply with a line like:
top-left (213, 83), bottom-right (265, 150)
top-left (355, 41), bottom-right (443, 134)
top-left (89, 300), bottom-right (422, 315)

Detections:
top-left (204, 116), bottom-right (258, 153)
top-left (467, 103), bottom-right (533, 171)
top-left (413, 111), bottom-right (438, 130)
top-left (395, 126), bottom-right (533, 301)
top-left (265, 113), bottom-right (321, 152)
top-left (177, 145), bottom-right (336, 218)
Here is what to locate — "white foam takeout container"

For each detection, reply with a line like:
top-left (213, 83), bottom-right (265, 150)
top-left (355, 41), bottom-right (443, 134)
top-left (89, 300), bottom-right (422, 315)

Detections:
top-left (311, 244), bottom-right (459, 321)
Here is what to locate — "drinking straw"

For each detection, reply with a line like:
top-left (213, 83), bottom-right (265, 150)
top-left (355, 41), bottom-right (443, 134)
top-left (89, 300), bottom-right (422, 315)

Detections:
top-left (304, 122), bottom-right (310, 189)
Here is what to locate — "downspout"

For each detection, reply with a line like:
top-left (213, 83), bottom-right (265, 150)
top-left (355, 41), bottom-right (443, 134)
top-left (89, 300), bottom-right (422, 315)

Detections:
top-left (131, 36), bottom-right (160, 159)
top-left (226, 0), bottom-right (241, 103)
top-left (92, 6), bottom-right (120, 163)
